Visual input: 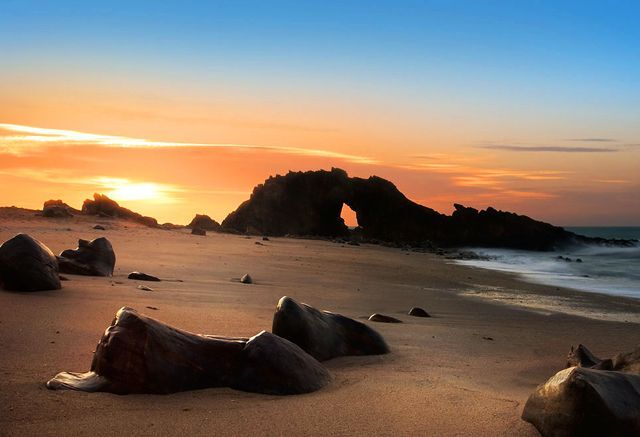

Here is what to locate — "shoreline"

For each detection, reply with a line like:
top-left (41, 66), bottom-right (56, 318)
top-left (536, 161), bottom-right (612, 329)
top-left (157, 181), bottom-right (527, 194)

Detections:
top-left (2, 214), bottom-right (640, 436)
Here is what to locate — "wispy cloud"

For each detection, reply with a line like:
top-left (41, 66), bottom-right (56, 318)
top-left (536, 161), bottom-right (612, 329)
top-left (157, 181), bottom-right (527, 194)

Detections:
top-left (478, 144), bottom-right (617, 153)
top-left (0, 123), bottom-right (377, 164)
top-left (566, 138), bottom-right (617, 142)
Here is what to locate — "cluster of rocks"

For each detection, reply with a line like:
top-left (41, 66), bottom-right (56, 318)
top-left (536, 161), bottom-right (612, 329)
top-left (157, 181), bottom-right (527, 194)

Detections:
top-left (221, 168), bottom-right (636, 250)
top-left (0, 233), bottom-right (116, 292)
top-left (556, 255), bottom-right (583, 263)
top-left (522, 344), bottom-right (640, 436)
top-left (47, 297), bottom-right (390, 395)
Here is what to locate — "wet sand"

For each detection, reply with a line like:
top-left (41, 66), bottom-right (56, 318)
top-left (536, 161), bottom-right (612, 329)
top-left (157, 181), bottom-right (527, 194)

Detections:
top-left (1, 212), bottom-right (639, 436)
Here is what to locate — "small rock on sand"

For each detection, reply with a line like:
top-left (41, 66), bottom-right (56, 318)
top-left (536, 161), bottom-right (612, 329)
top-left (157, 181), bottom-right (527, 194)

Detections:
top-left (368, 313), bottom-right (402, 323)
top-left (408, 307), bottom-right (431, 317)
top-left (137, 284), bottom-right (154, 291)
top-left (93, 225), bottom-right (106, 230)
top-left (240, 274), bottom-right (253, 284)
top-left (128, 272), bottom-right (161, 281)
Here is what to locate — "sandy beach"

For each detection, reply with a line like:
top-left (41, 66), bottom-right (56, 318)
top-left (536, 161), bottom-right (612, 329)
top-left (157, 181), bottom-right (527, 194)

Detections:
top-left (1, 212), bottom-right (640, 436)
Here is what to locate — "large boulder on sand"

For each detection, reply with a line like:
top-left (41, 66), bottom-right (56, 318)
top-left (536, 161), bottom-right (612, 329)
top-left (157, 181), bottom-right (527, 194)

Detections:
top-left (46, 307), bottom-right (330, 395)
top-left (0, 234), bottom-right (61, 291)
top-left (187, 214), bottom-right (221, 232)
top-left (521, 366), bottom-right (640, 436)
top-left (57, 237), bottom-right (116, 276)
top-left (272, 296), bottom-right (389, 361)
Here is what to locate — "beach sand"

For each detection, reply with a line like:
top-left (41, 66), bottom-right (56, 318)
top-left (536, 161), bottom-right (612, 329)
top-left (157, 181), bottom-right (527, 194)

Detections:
top-left (1, 212), bottom-right (639, 436)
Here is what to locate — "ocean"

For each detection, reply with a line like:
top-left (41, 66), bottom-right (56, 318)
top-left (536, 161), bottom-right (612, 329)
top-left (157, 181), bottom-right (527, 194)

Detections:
top-left (453, 227), bottom-right (640, 299)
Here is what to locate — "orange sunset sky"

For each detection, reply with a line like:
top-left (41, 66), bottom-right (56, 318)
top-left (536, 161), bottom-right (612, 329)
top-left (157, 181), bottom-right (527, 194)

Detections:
top-left (1, 2), bottom-right (639, 226)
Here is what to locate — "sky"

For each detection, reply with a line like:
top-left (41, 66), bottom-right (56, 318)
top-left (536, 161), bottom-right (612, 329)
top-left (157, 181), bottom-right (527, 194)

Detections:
top-left (1, 1), bottom-right (638, 226)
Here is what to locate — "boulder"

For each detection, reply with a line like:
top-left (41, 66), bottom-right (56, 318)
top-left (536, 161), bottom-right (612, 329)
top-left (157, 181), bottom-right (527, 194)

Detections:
top-left (187, 214), bottom-right (221, 232)
top-left (128, 272), bottom-right (161, 282)
top-left (368, 313), bottom-right (403, 323)
top-left (408, 307), bottom-right (430, 317)
top-left (46, 307), bottom-right (330, 395)
top-left (272, 296), bottom-right (390, 361)
top-left (522, 366), bottom-right (640, 436)
top-left (57, 237), bottom-right (116, 276)
top-left (240, 274), bottom-right (252, 284)
top-left (0, 234), bottom-right (61, 291)
top-left (191, 227), bottom-right (206, 236)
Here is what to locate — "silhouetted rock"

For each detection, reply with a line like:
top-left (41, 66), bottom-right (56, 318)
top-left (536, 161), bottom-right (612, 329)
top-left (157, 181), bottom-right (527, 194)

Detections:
top-left (368, 313), bottom-right (402, 323)
top-left (222, 169), bottom-right (628, 250)
top-left (0, 234), bottom-right (61, 291)
top-left (128, 272), bottom-right (161, 282)
top-left (240, 274), bottom-right (252, 284)
top-left (46, 307), bottom-right (330, 395)
top-left (191, 227), bottom-right (206, 236)
top-left (272, 296), bottom-right (390, 361)
top-left (57, 237), bottom-right (116, 276)
top-left (82, 193), bottom-right (158, 227)
top-left (187, 214), bottom-right (221, 232)
top-left (42, 200), bottom-right (76, 218)
top-left (522, 367), bottom-right (640, 436)
top-left (408, 307), bottom-right (430, 317)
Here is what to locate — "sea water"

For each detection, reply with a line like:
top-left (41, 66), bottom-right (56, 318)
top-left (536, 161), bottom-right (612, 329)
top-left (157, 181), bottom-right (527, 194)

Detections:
top-left (454, 227), bottom-right (640, 299)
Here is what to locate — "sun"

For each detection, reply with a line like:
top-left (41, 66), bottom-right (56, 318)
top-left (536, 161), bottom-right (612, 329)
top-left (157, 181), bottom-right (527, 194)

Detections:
top-left (94, 177), bottom-right (165, 202)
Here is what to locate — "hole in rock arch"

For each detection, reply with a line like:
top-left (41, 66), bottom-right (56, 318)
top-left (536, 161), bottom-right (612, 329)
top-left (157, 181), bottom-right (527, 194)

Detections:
top-left (339, 203), bottom-right (358, 228)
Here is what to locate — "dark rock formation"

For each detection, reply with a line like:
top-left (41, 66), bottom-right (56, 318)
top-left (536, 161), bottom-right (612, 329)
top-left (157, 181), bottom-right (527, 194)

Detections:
top-left (221, 168), bottom-right (634, 250)
top-left (187, 214), bottom-right (221, 232)
top-left (46, 307), bottom-right (331, 395)
top-left (0, 234), bottom-right (61, 291)
top-left (128, 272), bottom-right (161, 282)
top-left (567, 344), bottom-right (640, 374)
top-left (368, 313), bottom-right (403, 323)
top-left (57, 237), bottom-right (116, 276)
top-left (191, 227), bottom-right (206, 236)
top-left (42, 200), bottom-right (77, 218)
top-left (272, 296), bottom-right (390, 361)
top-left (82, 193), bottom-right (158, 227)
top-left (408, 307), bottom-right (430, 317)
top-left (522, 366), bottom-right (640, 436)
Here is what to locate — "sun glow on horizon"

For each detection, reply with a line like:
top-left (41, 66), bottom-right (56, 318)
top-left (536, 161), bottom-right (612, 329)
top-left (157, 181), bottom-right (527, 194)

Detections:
top-left (93, 177), bottom-right (176, 202)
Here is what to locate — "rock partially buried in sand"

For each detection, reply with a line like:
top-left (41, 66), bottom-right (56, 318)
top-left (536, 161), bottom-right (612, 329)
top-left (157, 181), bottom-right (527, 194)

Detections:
top-left (137, 284), bottom-right (154, 291)
top-left (240, 274), bottom-right (252, 284)
top-left (0, 234), bottom-right (61, 291)
top-left (521, 366), bottom-right (640, 436)
top-left (272, 296), bottom-right (390, 361)
top-left (46, 307), bottom-right (330, 395)
top-left (57, 237), bottom-right (116, 277)
top-left (408, 307), bottom-right (430, 317)
top-left (93, 224), bottom-right (106, 230)
top-left (191, 227), bottom-right (206, 236)
top-left (368, 313), bottom-right (402, 323)
top-left (128, 272), bottom-right (161, 282)
top-left (567, 343), bottom-right (640, 374)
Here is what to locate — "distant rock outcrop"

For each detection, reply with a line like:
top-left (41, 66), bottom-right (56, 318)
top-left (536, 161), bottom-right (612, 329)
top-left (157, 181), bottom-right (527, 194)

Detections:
top-left (187, 214), bottom-right (221, 232)
top-left (57, 237), bottom-right (116, 276)
top-left (0, 234), bottom-right (61, 291)
top-left (82, 193), bottom-right (158, 227)
top-left (46, 307), bottom-right (331, 395)
top-left (222, 168), bottom-right (632, 250)
top-left (42, 200), bottom-right (78, 218)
